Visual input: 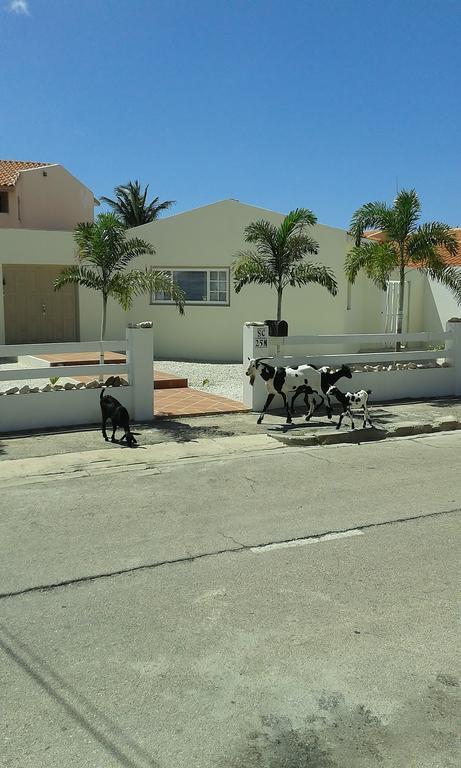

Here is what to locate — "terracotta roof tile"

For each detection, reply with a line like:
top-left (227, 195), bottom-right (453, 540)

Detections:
top-left (362, 228), bottom-right (461, 267)
top-left (0, 160), bottom-right (51, 187)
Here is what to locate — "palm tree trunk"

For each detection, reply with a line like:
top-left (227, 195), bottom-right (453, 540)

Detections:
top-left (99, 293), bottom-right (107, 383)
top-left (276, 286), bottom-right (283, 323)
top-left (276, 286), bottom-right (283, 357)
top-left (395, 257), bottom-right (405, 352)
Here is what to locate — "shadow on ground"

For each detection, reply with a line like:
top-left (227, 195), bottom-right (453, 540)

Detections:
top-left (154, 419), bottom-right (236, 443)
top-left (0, 624), bottom-right (159, 768)
top-left (224, 679), bottom-right (460, 767)
top-left (266, 406), bottom-right (397, 433)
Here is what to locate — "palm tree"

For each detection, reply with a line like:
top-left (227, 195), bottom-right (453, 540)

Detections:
top-left (101, 180), bottom-right (175, 228)
top-left (54, 213), bottom-right (184, 356)
top-left (346, 189), bottom-right (461, 349)
top-left (233, 208), bottom-right (338, 324)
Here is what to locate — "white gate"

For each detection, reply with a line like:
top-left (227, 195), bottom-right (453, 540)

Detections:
top-left (384, 280), bottom-right (410, 334)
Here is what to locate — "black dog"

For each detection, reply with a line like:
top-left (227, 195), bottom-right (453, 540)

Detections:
top-left (100, 387), bottom-right (137, 446)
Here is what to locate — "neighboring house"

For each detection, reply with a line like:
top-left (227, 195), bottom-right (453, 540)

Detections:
top-left (0, 160), bottom-right (96, 231)
top-left (0, 159), bottom-right (97, 344)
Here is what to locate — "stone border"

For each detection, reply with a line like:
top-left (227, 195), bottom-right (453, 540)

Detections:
top-left (270, 416), bottom-right (461, 447)
top-left (0, 376), bottom-right (130, 396)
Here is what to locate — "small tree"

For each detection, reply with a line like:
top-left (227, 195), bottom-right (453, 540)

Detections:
top-left (233, 208), bottom-right (338, 323)
top-left (54, 213), bottom-right (184, 370)
top-left (346, 189), bottom-right (461, 349)
top-left (101, 180), bottom-right (175, 228)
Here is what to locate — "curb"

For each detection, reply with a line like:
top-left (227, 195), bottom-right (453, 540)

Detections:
top-left (269, 416), bottom-right (461, 447)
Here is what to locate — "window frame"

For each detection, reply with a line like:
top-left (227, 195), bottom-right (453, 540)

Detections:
top-left (150, 267), bottom-right (230, 307)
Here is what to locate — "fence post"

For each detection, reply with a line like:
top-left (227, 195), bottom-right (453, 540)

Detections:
top-left (446, 319), bottom-right (461, 396)
top-left (126, 324), bottom-right (154, 421)
top-left (243, 322), bottom-right (271, 411)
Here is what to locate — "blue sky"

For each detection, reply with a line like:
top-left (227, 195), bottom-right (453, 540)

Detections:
top-left (2, 0), bottom-right (461, 228)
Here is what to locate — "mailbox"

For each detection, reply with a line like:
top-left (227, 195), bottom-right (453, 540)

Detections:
top-left (265, 320), bottom-right (288, 337)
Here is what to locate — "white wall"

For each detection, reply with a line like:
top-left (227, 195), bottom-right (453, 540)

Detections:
top-left (423, 274), bottom-right (461, 332)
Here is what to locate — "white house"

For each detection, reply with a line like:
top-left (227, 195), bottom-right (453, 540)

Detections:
top-left (0, 159), bottom-right (459, 359)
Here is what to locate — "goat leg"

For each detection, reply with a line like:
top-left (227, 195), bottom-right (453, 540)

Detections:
top-left (281, 393), bottom-right (292, 423)
top-left (257, 393), bottom-right (274, 425)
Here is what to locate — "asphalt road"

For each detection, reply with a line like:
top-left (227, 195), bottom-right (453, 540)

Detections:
top-left (1, 431), bottom-right (460, 767)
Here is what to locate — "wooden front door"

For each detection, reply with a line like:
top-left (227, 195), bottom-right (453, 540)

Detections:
top-left (3, 265), bottom-right (78, 344)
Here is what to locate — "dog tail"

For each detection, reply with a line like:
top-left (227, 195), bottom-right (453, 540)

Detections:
top-left (100, 386), bottom-right (106, 401)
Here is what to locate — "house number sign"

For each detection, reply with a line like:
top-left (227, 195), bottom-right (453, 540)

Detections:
top-left (255, 327), bottom-right (268, 348)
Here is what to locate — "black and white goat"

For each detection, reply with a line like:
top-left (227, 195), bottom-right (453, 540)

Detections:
top-left (290, 363), bottom-right (353, 420)
top-left (245, 357), bottom-right (321, 424)
top-left (327, 386), bottom-right (373, 430)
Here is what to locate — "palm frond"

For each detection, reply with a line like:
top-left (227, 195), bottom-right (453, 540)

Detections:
top-left (406, 223), bottom-right (458, 266)
top-left (276, 208), bottom-right (317, 245)
top-left (345, 242), bottom-right (398, 289)
top-left (53, 266), bottom-right (103, 292)
top-left (111, 269), bottom-right (186, 314)
top-left (392, 189), bottom-right (420, 239)
top-left (101, 180), bottom-right (175, 227)
top-left (232, 251), bottom-right (276, 291)
top-left (287, 262), bottom-right (338, 295)
top-left (349, 201), bottom-right (390, 246)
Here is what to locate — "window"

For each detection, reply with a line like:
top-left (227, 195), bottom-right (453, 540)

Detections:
top-left (152, 268), bottom-right (229, 305)
top-left (0, 191), bottom-right (9, 214)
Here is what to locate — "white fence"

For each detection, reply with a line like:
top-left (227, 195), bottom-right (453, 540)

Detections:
top-left (0, 326), bottom-right (154, 433)
top-left (243, 320), bottom-right (461, 412)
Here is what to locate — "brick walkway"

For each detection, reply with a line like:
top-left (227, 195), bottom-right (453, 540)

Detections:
top-left (154, 388), bottom-right (248, 417)
top-left (36, 353), bottom-right (248, 417)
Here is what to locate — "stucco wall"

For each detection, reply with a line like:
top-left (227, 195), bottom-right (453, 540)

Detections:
top-left (422, 274), bottom-right (461, 332)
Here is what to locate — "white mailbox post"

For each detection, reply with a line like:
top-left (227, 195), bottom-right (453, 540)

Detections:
top-left (242, 322), bottom-right (271, 411)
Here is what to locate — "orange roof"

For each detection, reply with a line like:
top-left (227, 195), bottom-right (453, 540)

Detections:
top-left (0, 159), bottom-right (51, 187)
top-left (362, 228), bottom-right (461, 267)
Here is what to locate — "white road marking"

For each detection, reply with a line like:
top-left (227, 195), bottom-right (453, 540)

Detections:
top-left (250, 528), bottom-right (363, 553)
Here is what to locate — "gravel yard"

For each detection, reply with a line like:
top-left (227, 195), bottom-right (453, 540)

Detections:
top-left (156, 360), bottom-right (244, 402)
